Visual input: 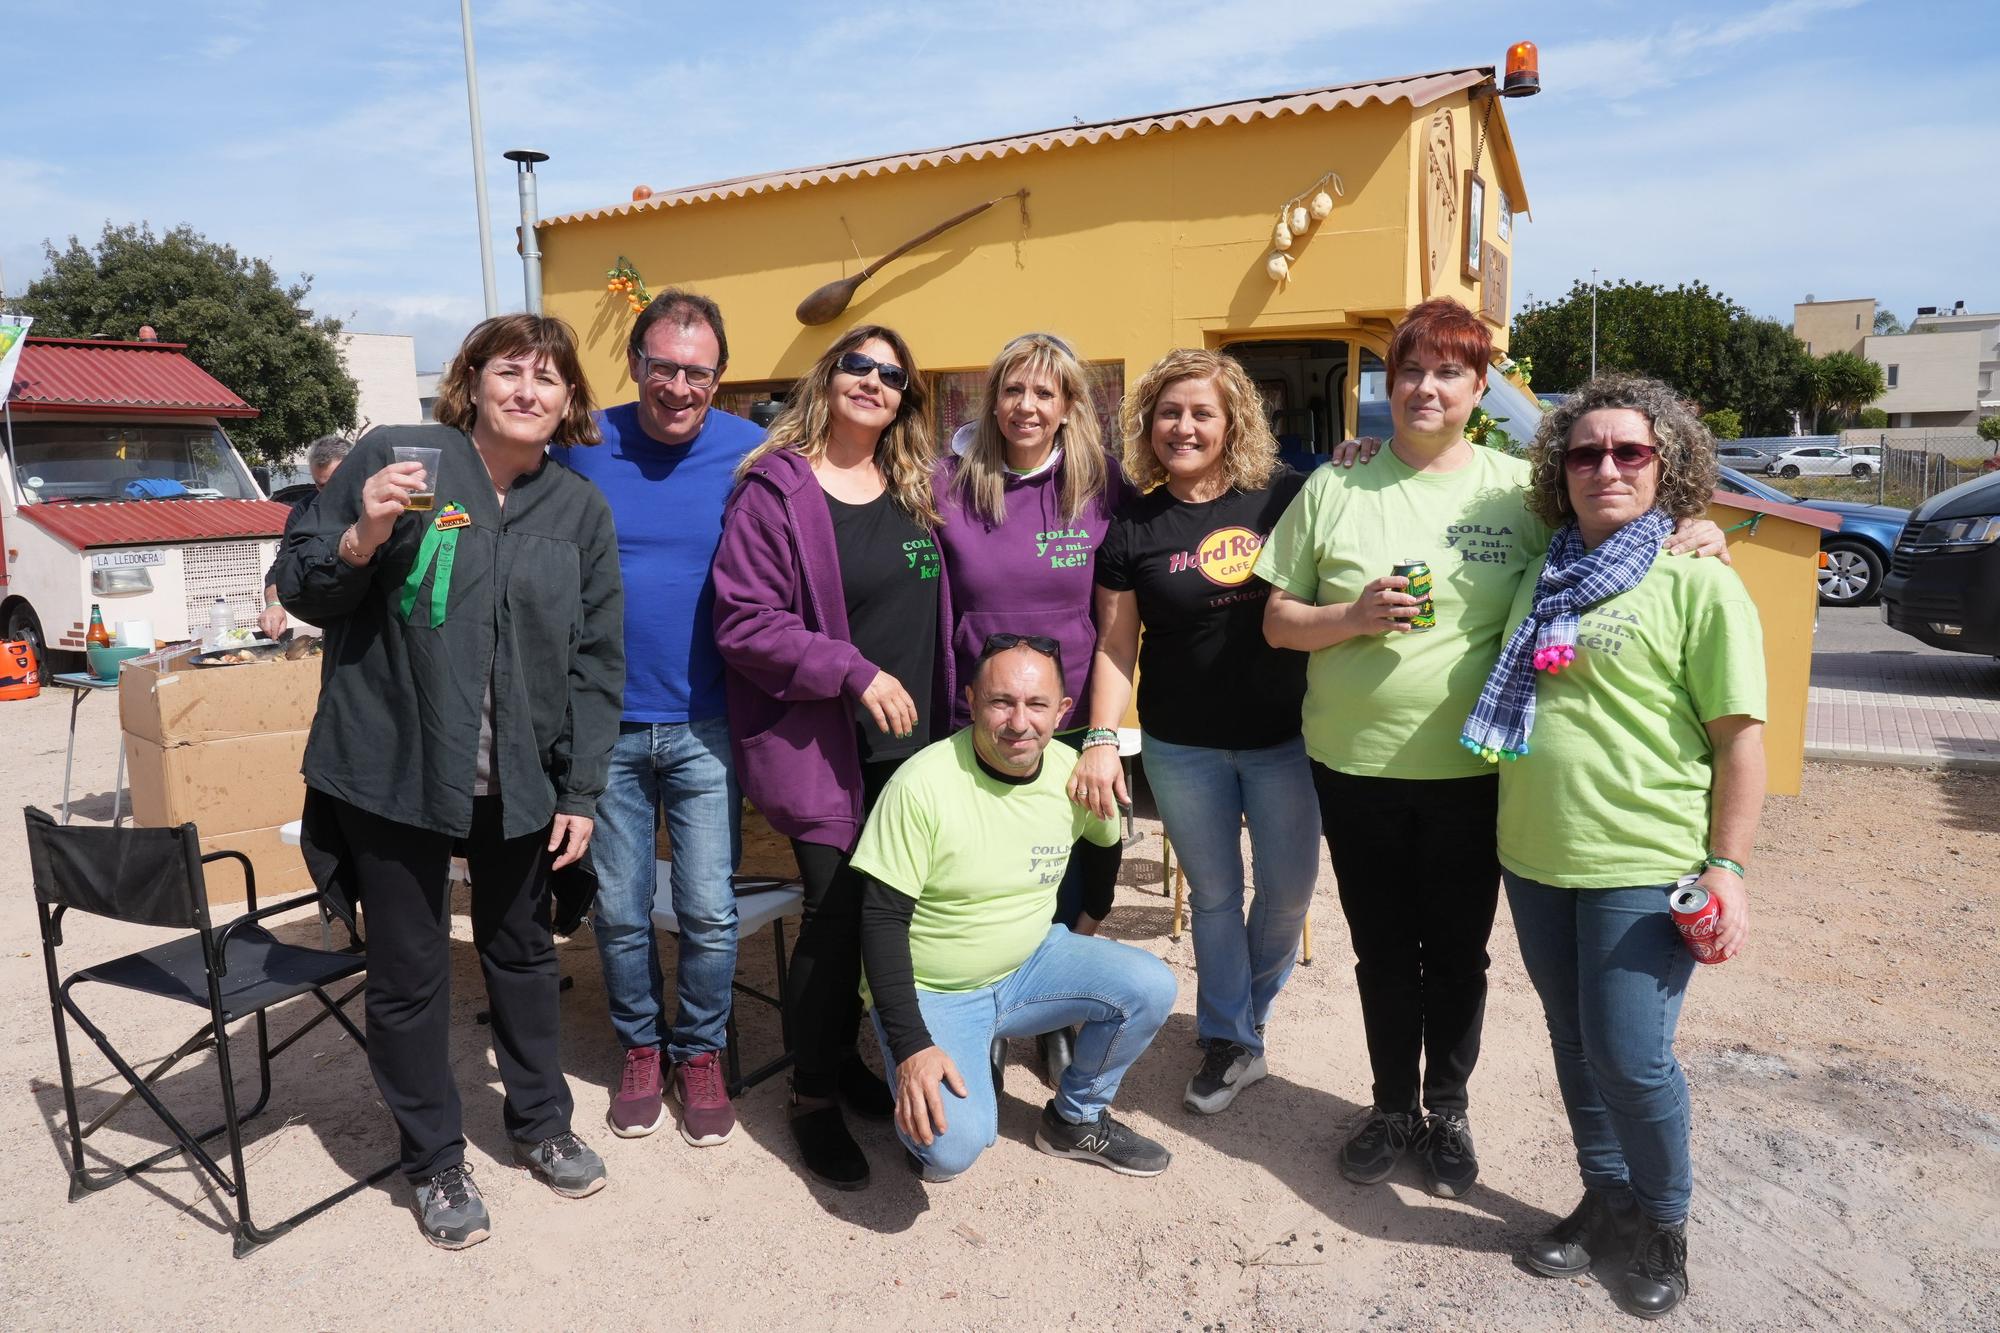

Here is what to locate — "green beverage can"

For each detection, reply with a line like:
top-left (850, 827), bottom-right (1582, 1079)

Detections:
top-left (1393, 559), bottom-right (1436, 632)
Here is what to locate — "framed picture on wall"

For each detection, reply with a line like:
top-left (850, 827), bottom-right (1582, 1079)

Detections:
top-left (1462, 172), bottom-right (1485, 281)
top-left (1497, 190), bottom-right (1513, 243)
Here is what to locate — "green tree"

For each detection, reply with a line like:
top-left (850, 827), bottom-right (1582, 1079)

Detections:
top-left (1857, 407), bottom-right (1890, 429)
top-left (1511, 281), bottom-right (1810, 434)
top-left (17, 223), bottom-right (357, 464)
top-left (1977, 415), bottom-right (2000, 451)
top-left (1873, 309), bottom-right (1904, 335)
top-left (1700, 407), bottom-right (1743, 440)
top-left (1809, 351), bottom-right (1887, 430)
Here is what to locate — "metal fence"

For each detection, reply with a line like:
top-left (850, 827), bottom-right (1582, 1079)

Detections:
top-left (1733, 432), bottom-right (1994, 508)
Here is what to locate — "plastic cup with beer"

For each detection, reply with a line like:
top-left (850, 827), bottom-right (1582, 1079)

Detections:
top-left (392, 446), bottom-right (443, 512)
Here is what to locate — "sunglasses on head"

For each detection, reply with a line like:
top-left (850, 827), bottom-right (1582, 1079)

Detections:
top-left (835, 350), bottom-right (910, 393)
top-left (975, 632), bottom-right (1063, 672)
top-left (1562, 442), bottom-right (1659, 474)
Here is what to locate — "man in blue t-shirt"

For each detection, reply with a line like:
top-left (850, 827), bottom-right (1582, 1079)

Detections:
top-left (551, 290), bottom-right (764, 1149)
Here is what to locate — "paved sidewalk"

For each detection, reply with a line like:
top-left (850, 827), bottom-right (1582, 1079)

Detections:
top-left (1807, 649), bottom-right (2000, 770)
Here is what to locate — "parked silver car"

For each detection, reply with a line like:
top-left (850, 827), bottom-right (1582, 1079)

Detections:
top-left (1768, 444), bottom-right (1878, 479)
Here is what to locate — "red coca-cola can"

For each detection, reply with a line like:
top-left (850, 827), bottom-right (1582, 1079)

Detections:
top-left (1669, 874), bottom-right (1724, 964)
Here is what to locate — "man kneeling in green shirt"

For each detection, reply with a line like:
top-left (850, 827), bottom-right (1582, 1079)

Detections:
top-left (855, 635), bottom-right (1178, 1180)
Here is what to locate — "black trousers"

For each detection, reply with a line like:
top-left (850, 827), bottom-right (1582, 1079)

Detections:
top-left (1311, 764), bottom-right (1500, 1116)
top-left (786, 757), bottom-right (905, 1097)
top-left (331, 795), bottom-right (570, 1179)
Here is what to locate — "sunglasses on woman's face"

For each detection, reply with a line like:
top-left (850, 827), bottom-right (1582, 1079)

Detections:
top-left (1562, 442), bottom-right (1659, 474)
top-left (835, 351), bottom-right (910, 393)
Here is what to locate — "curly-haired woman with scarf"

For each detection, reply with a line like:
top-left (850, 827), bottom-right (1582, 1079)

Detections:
top-left (1469, 373), bottom-right (1765, 1320)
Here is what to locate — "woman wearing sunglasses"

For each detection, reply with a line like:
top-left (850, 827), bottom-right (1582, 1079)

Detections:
top-left (711, 325), bottom-right (949, 1191)
top-left (1256, 299), bottom-right (1724, 1201)
top-left (1472, 375), bottom-right (1763, 1319)
top-left (1069, 347), bottom-right (1319, 1118)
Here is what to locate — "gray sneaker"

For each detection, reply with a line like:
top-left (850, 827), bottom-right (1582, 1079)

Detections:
top-left (514, 1130), bottom-right (608, 1198)
top-left (1034, 1101), bottom-right (1171, 1177)
top-left (414, 1163), bottom-right (490, 1250)
top-left (1184, 1040), bottom-right (1268, 1114)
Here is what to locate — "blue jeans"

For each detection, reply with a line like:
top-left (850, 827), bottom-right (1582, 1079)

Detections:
top-left (1143, 733), bottom-right (1320, 1055)
top-left (868, 925), bottom-right (1176, 1180)
top-left (1504, 871), bottom-right (1699, 1224)
top-left (591, 717), bottom-right (742, 1059)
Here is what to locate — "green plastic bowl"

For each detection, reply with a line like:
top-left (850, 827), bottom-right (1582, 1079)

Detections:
top-left (87, 644), bottom-right (148, 682)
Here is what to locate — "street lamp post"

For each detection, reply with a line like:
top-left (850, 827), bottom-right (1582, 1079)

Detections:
top-left (1590, 267), bottom-right (1598, 380)
top-left (460, 0), bottom-right (499, 318)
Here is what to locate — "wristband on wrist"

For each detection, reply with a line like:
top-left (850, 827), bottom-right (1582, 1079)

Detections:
top-left (1080, 732), bottom-right (1120, 752)
top-left (1703, 855), bottom-right (1746, 879)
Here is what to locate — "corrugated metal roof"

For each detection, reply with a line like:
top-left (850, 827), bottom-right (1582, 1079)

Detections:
top-left (7, 338), bottom-right (259, 419)
top-left (545, 67), bottom-right (1499, 227)
top-left (17, 498), bottom-right (288, 549)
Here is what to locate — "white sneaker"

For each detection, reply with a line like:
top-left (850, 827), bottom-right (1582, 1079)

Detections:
top-left (1183, 1040), bottom-right (1268, 1114)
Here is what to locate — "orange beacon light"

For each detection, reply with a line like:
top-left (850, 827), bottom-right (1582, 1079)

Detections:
top-left (1503, 41), bottom-right (1541, 97)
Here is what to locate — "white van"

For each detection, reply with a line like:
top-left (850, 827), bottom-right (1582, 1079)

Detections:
top-left (1, 336), bottom-right (283, 664)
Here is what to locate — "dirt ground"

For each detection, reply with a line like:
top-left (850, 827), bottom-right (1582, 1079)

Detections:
top-left (0, 686), bottom-right (1993, 1331)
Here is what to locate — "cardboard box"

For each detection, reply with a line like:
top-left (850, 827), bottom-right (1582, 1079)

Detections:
top-left (119, 648), bottom-right (322, 746)
top-left (125, 730), bottom-right (309, 834)
top-left (196, 824), bottom-right (313, 905)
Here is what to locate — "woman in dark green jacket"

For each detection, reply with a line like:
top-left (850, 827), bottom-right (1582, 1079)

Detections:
top-left (276, 314), bottom-right (624, 1250)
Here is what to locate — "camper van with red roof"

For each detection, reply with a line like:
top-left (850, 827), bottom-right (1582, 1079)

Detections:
top-left (0, 330), bottom-right (286, 664)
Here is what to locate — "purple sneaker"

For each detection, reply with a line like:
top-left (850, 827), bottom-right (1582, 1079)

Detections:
top-left (609, 1046), bottom-right (666, 1139)
top-left (671, 1051), bottom-right (737, 1147)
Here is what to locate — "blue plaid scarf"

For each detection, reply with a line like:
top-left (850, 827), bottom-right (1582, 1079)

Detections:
top-left (1460, 509), bottom-right (1675, 762)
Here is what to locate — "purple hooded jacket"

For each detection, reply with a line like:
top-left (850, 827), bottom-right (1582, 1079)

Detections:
top-left (712, 446), bottom-right (955, 852)
top-left (932, 450), bottom-right (1131, 730)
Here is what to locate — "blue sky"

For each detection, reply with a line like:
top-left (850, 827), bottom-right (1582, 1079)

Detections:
top-left (7, 0), bottom-right (1995, 371)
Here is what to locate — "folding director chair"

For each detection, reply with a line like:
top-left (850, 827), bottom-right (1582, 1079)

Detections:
top-left (26, 806), bottom-right (396, 1258)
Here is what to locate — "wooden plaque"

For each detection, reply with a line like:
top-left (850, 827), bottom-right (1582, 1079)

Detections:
top-left (1480, 247), bottom-right (1509, 326)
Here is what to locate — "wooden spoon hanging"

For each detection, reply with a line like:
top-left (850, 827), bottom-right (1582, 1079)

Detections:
top-left (796, 189), bottom-right (1028, 325)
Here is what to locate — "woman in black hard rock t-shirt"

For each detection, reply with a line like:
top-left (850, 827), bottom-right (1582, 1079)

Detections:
top-left (1069, 348), bottom-right (1319, 1120)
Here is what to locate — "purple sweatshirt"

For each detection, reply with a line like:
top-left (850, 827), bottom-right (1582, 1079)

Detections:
top-left (712, 447), bottom-right (955, 851)
top-left (933, 450), bottom-right (1131, 730)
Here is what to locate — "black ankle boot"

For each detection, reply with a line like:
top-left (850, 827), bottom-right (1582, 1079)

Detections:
top-left (836, 1053), bottom-right (894, 1121)
top-left (790, 1096), bottom-right (869, 1191)
top-left (1522, 1190), bottom-right (1639, 1278)
top-left (1624, 1215), bottom-right (1689, 1319)
top-left (1036, 1027), bottom-right (1075, 1089)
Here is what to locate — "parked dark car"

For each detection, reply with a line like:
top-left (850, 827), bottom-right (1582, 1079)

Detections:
top-left (1716, 468), bottom-right (1908, 607)
top-left (1880, 469), bottom-right (2000, 656)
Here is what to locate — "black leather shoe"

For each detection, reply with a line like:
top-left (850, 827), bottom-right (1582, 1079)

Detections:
top-left (989, 1035), bottom-right (1008, 1097)
top-left (1522, 1190), bottom-right (1639, 1278)
top-left (1624, 1215), bottom-right (1690, 1319)
top-left (836, 1053), bottom-right (894, 1121)
top-left (789, 1101), bottom-right (869, 1191)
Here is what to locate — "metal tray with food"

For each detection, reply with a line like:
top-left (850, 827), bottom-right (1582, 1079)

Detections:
top-left (190, 637), bottom-right (322, 667)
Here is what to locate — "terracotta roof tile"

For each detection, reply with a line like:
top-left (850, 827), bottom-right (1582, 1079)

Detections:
top-left (545, 67), bottom-right (1496, 228)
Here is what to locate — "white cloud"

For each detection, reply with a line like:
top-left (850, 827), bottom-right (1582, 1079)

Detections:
top-left (1540, 0), bottom-right (1867, 102)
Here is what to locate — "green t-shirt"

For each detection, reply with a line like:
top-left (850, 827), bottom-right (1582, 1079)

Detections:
top-left (1253, 447), bottom-right (1551, 779)
top-left (849, 730), bottom-right (1120, 993)
top-left (1496, 554), bottom-right (1766, 889)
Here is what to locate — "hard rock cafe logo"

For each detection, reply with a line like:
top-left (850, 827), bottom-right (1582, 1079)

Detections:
top-left (1167, 525), bottom-right (1265, 586)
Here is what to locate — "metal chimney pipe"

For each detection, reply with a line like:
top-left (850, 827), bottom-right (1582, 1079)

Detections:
top-left (505, 149), bottom-right (550, 314)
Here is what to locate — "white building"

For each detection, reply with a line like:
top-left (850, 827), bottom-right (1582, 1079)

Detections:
top-left (1862, 302), bottom-right (2000, 429)
top-left (335, 332), bottom-right (424, 431)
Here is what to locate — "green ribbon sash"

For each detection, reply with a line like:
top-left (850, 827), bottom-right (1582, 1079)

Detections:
top-left (397, 514), bottom-right (461, 627)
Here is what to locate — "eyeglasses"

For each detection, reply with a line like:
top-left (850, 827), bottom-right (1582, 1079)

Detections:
top-left (1561, 442), bottom-right (1659, 474)
top-left (975, 632), bottom-right (1063, 671)
top-left (638, 357), bottom-right (719, 390)
top-left (835, 350), bottom-right (910, 393)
